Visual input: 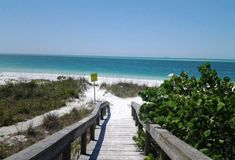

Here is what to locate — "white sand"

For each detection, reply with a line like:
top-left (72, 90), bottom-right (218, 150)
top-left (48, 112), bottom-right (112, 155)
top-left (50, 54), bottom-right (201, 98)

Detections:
top-left (0, 72), bottom-right (161, 137)
top-left (0, 72), bottom-right (163, 87)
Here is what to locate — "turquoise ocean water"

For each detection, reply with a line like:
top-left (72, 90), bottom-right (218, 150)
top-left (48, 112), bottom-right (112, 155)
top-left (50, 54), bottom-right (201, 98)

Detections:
top-left (0, 54), bottom-right (235, 81)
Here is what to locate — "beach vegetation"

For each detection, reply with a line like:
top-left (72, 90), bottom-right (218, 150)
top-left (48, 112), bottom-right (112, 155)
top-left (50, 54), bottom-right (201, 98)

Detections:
top-left (144, 154), bottom-right (155, 160)
top-left (0, 143), bottom-right (12, 159)
top-left (137, 63), bottom-right (235, 160)
top-left (0, 77), bottom-right (88, 127)
top-left (100, 82), bottom-right (147, 98)
top-left (132, 129), bottom-right (145, 150)
top-left (43, 113), bottom-right (61, 131)
top-left (60, 106), bottom-right (92, 127)
top-left (26, 123), bottom-right (36, 137)
top-left (0, 106), bottom-right (92, 158)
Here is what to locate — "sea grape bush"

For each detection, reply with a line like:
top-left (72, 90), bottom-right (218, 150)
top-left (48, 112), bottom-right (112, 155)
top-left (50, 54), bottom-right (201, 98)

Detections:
top-left (139, 63), bottom-right (235, 160)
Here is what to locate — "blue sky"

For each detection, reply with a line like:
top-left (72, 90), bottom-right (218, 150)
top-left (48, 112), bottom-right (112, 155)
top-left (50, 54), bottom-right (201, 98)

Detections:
top-left (0, 0), bottom-right (234, 59)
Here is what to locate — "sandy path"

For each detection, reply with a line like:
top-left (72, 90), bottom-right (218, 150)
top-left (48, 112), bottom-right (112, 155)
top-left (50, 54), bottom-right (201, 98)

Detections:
top-left (80, 87), bottom-right (144, 160)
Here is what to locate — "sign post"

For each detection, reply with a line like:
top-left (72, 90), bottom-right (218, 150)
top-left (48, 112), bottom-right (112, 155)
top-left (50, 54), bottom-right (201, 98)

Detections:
top-left (91, 73), bottom-right (98, 103)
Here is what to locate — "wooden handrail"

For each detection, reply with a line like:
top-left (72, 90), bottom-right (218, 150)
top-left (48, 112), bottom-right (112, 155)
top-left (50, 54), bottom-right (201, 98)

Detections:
top-left (5, 101), bottom-right (110, 160)
top-left (131, 101), bottom-right (212, 160)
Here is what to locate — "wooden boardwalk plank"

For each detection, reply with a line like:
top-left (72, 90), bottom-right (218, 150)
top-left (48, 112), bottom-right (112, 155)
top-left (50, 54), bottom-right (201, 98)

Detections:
top-left (79, 102), bottom-right (145, 160)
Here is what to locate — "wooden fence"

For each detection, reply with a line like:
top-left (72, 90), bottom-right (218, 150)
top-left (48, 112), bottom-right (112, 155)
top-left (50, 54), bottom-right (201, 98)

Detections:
top-left (131, 101), bottom-right (212, 160)
top-left (5, 101), bottom-right (109, 160)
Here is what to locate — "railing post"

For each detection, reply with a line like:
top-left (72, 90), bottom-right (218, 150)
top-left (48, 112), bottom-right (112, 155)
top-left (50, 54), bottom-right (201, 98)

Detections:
top-left (81, 130), bottom-right (87, 154)
top-left (160, 149), bottom-right (170, 160)
top-left (90, 122), bottom-right (96, 141)
top-left (104, 107), bottom-right (106, 116)
top-left (62, 143), bottom-right (71, 160)
top-left (131, 106), bottom-right (134, 117)
top-left (102, 107), bottom-right (106, 117)
top-left (101, 109), bottom-right (104, 120)
top-left (133, 110), bottom-right (136, 120)
top-left (103, 108), bottom-right (105, 119)
top-left (107, 105), bottom-right (110, 115)
top-left (135, 116), bottom-right (138, 126)
top-left (144, 124), bottom-right (151, 155)
top-left (96, 113), bottom-right (100, 126)
top-left (138, 123), bottom-right (143, 131)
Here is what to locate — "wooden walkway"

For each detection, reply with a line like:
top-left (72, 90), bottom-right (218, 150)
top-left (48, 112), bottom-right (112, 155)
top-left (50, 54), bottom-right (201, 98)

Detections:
top-left (79, 102), bottom-right (145, 160)
top-left (5, 101), bottom-right (212, 160)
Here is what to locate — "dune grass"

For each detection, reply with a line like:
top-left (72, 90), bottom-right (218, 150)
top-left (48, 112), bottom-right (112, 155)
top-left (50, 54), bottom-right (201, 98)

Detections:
top-left (0, 77), bottom-right (88, 127)
top-left (100, 82), bottom-right (147, 98)
top-left (0, 106), bottom-right (93, 159)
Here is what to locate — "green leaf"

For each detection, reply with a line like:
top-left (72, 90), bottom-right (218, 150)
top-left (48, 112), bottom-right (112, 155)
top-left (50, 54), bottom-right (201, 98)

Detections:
top-left (178, 122), bottom-right (184, 129)
top-left (229, 116), bottom-right (235, 128)
top-left (200, 148), bottom-right (209, 154)
top-left (207, 143), bottom-right (212, 147)
top-left (217, 101), bottom-right (225, 111)
top-left (219, 139), bottom-right (224, 144)
top-left (197, 99), bottom-right (202, 106)
top-left (203, 129), bottom-right (211, 138)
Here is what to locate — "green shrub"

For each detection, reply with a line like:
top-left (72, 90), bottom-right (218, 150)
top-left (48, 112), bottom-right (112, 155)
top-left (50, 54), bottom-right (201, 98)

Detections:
top-left (0, 78), bottom-right (88, 126)
top-left (26, 123), bottom-right (36, 137)
top-left (0, 107), bottom-right (92, 159)
top-left (70, 107), bottom-right (91, 120)
top-left (133, 130), bottom-right (145, 150)
top-left (139, 63), bottom-right (235, 160)
top-left (144, 154), bottom-right (155, 160)
top-left (100, 82), bottom-right (147, 98)
top-left (17, 105), bottom-right (31, 114)
top-left (2, 110), bottom-right (14, 126)
top-left (57, 107), bottom-right (93, 128)
top-left (0, 143), bottom-right (13, 159)
top-left (43, 113), bottom-right (61, 131)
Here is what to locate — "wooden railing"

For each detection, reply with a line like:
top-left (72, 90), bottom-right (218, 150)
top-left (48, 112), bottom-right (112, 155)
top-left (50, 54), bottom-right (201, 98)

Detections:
top-left (131, 101), bottom-right (212, 160)
top-left (5, 101), bottom-right (110, 160)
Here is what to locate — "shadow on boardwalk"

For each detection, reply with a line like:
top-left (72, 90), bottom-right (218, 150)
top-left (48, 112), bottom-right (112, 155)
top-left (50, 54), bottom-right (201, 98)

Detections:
top-left (89, 110), bottom-right (111, 160)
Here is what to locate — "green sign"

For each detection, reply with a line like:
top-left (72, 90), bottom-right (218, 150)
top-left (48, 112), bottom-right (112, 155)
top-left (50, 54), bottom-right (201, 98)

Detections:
top-left (91, 73), bottom-right (98, 82)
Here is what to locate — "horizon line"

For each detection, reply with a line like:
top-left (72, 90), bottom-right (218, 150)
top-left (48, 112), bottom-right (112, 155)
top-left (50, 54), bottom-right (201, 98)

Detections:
top-left (0, 52), bottom-right (235, 61)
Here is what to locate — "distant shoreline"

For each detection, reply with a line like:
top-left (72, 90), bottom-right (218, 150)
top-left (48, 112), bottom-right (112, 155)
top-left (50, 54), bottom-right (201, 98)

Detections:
top-left (0, 70), bottom-right (167, 81)
top-left (0, 71), bottom-right (164, 87)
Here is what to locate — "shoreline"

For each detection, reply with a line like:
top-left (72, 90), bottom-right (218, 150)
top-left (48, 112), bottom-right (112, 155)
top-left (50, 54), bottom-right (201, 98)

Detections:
top-left (0, 71), bottom-right (164, 87)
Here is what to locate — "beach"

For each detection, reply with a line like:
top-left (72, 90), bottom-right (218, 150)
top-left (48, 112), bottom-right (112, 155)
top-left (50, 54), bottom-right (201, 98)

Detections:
top-left (0, 71), bottom-right (159, 137)
top-left (0, 72), bottom-right (163, 87)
